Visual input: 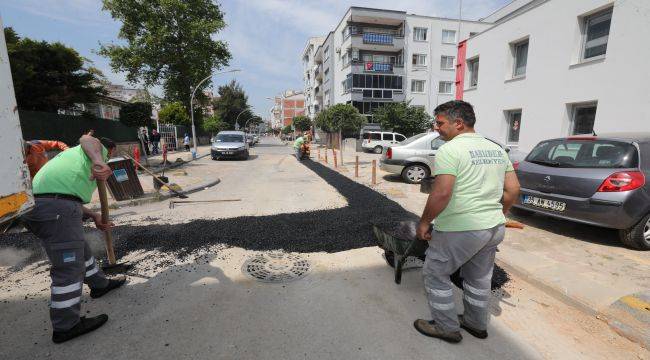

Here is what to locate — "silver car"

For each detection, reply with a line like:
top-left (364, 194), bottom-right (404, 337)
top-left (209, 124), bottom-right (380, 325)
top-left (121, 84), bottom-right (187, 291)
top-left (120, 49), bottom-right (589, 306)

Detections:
top-left (379, 132), bottom-right (521, 184)
top-left (513, 133), bottom-right (650, 250)
top-left (211, 131), bottom-right (249, 160)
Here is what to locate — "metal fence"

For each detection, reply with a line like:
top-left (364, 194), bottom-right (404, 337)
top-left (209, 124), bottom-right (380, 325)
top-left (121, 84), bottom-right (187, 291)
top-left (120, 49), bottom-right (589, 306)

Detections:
top-left (158, 124), bottom-right (179, 151)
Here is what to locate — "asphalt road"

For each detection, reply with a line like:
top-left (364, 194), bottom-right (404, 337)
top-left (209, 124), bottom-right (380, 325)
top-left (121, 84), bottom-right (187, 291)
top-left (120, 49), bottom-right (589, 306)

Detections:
top-left (0, 137), bottom-right (647, 359)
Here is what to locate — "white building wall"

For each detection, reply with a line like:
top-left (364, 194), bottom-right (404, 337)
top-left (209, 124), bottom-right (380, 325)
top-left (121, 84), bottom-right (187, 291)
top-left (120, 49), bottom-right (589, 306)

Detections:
top-left (462, 0), bottom-right (650, 152)
top-left (405, 16), bottom-right (491, 114)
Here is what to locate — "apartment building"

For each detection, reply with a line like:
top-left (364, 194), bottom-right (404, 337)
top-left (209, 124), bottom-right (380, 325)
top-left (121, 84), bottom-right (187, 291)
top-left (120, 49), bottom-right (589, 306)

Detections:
top-left (302, 7), bottom-right (491, 121)
top-left (269, 90), bottom-right (306, 129)
top-left (458, 0), bottom-right (649, 151)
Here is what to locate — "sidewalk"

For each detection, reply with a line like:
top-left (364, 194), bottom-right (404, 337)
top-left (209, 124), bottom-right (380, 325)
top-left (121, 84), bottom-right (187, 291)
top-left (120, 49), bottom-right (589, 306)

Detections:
top-left (310, 142), bottom-right (650, 349)
top-left (88, 145), bottom-right (217, 209)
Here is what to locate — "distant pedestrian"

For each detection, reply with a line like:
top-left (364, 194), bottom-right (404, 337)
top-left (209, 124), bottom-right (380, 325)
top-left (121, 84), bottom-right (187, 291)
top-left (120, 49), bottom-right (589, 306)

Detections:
top-left (293, 132), bottom-right (305, 160)
top-left (183, 133), bottom-right (190, 152)
top-left (151, 129), bottom-right (161, 155)
top-left (139, 129), bottom-right (150, 156)
top-left (414, 100), bottom-right (520, 343)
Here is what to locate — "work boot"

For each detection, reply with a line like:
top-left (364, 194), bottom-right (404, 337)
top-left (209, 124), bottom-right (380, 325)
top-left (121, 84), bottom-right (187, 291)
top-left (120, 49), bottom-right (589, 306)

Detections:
top-left (413, 319), bottom-right (462, 343)
top-left (90, 276), bottom-right (126, 299)
top-left (52, 315), bottom-right (108, 343)
top-left (458, 315), bottom-right (488, 339)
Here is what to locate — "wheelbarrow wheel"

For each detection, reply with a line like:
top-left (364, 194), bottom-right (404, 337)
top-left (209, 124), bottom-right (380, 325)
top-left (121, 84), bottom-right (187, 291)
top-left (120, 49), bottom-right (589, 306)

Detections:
top-left (384, 250), bottom-right (396, 268)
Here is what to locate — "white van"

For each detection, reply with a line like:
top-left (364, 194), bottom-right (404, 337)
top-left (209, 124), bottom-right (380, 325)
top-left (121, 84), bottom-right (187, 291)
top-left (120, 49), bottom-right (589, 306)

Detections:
top-left (362, 131), bottom-right (406, 154)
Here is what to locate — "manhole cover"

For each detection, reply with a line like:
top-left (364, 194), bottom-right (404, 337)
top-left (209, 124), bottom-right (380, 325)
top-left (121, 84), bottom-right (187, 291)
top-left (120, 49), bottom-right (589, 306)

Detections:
top-left (242, 252), bottom-right (310, 283)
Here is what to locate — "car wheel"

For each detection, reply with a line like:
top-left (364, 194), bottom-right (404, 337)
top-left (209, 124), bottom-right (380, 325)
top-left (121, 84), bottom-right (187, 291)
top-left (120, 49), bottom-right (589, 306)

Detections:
top-left (619, 213), bottom-right (650, 250)
top-left (402, 164), bottom-right (430, 184)
top-left (373, 146), bottom-right (383, 154)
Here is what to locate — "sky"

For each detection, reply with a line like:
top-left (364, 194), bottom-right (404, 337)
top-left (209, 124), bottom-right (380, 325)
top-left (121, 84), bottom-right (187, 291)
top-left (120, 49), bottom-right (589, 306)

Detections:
top-left (1, 0), bottom-right (510, 120)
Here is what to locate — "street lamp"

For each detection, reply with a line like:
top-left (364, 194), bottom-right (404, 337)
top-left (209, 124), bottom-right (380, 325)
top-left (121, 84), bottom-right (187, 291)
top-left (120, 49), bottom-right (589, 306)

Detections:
top-left (235, 106), bottom-right (253, 130)
top-left (190, 68), bottom-right (241, 157)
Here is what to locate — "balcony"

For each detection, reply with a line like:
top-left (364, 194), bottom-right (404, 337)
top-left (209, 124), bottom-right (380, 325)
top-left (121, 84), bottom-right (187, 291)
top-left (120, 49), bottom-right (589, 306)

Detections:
top-left (350, 32), bottom-right (404, 51)
top-left (315, 65), bottom-right (323, 81)
top-left (350, 60), bottom-right (404, 74)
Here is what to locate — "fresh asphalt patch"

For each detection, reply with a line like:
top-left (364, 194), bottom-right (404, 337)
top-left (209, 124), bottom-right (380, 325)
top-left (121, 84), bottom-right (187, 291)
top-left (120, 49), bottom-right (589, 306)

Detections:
top-left (0, 158), bottom-right (509, 289)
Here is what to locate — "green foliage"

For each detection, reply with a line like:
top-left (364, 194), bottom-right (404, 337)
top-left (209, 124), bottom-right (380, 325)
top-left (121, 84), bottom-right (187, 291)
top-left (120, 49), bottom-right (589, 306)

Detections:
top-left (4, 27), bottom-right (105, 112)
top-left (372, 102), bottom-right (432, 137)
top-left (314, 104), bottom-right (365, 133)
top-left (158, 102), bottom-right (190, 126)
top-left (202, 114), bottom-right (224, 134)
top-left (292, 115), bottom-right (311, 132)
top-left (212, 80), bottom-right (249, 129)
top-left (119, 102), bottom-right (152, 127)
top-left (281, 125), bottom-right (293, 135)
top-left (99, 0), bottom-right (231, 111)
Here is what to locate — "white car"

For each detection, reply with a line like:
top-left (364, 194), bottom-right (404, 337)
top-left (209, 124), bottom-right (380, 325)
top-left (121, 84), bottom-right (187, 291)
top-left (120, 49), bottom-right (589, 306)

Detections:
top-left (362, 131), bottom-right (406, 154)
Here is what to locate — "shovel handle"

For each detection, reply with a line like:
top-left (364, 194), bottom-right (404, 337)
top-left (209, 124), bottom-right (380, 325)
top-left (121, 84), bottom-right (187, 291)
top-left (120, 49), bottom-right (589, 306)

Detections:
top-left (96, 180), bottom-right (117, 265)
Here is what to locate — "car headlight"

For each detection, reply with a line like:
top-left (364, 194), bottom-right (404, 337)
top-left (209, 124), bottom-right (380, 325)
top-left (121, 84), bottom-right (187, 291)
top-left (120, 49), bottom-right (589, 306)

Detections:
top-left (238, 146), bottom-right (246, 151)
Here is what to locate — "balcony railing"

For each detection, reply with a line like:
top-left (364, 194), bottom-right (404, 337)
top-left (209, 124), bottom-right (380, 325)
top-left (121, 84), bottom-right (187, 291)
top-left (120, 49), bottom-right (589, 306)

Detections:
top-left (362, 32), bottom-right (393, 45)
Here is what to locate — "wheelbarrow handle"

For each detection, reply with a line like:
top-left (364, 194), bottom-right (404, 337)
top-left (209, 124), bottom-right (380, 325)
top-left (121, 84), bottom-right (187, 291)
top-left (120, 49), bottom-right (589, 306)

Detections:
top-left (394, 238), bottom-right (424, 284)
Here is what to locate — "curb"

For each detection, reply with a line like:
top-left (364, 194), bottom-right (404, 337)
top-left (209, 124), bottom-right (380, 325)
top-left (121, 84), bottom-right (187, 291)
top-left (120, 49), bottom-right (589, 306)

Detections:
top-left (150, 153), bottom-right (211, 174)
top-left (495, 258), bottom-right (649, 349)
top-left (91, 178), bottom-right (221, 211)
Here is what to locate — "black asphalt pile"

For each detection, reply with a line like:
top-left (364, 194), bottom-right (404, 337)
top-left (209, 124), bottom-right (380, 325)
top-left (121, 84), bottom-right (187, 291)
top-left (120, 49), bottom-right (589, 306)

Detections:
top-left (0, 158), bottom-right (510, 289)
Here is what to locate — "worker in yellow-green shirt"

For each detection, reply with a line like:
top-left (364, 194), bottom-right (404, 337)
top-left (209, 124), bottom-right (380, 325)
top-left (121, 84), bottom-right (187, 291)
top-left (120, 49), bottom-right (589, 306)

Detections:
top-left (22, 135), bottom-right (126, 344)
top-left (293, 132), bottom-right (305, 160)
top-left (413, 100), bottom-right (521, 344)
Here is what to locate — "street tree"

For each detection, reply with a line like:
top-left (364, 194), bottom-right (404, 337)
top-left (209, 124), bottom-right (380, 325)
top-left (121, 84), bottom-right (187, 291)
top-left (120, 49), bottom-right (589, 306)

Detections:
top-left (158, 102), bottom-right (190, 126)
top-left (315, 104), bottom-right (364, 160)
top-left (119, 102), bottom-right (153, 127)
top-left (292, 115), bottom-right (311, 132)
top-left (4, 27), bottom-right (105, 112)
top-left (98, 0), bottom-right (231, 113)
top-left (212, 80), bottom-right (249, 129)
top-left (202, 114), bottom-right (225, 135)
top-left (282, 125), bottom-right (292, 135)
top-left (372, 102), bottom-right (431, 136)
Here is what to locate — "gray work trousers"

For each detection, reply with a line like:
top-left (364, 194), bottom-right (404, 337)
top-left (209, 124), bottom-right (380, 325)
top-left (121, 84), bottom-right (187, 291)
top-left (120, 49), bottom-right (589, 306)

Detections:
top-left (422, 224), bottom-right (505, 332)
top-left (23, 198), bottom-right (109, 331)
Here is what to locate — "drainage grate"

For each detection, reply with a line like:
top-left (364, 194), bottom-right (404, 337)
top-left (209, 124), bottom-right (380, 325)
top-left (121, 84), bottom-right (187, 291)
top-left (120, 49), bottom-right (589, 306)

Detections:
top-left (242, 252), bottom-right (310, 283)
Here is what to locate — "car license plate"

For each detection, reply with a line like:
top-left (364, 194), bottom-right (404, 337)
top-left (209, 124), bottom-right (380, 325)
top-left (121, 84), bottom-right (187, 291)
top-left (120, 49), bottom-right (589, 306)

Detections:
top-left (223, 151), bottom-right (233, 155)
top-left (522, 195), bottom-right (566, 212)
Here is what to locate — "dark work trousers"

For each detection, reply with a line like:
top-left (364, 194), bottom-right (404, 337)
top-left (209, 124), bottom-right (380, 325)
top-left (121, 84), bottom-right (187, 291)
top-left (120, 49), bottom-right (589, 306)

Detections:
top-left (22, 198), bottom-right (109, 331)
top-left (422, 224), bottom-right (505, 332)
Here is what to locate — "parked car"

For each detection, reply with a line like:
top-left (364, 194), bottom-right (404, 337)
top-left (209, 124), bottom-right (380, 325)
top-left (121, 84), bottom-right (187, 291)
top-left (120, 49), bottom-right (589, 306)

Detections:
top-left (380, 132), bottom-right (519, 184)
top-left (253, 134), bottom-right (260, 144)
top-left (513, 133), bottom-right (650, 250)
top-left (211, 131), bottom-right (249, 160)
top-left (362, 131), bottom-right (407, 154)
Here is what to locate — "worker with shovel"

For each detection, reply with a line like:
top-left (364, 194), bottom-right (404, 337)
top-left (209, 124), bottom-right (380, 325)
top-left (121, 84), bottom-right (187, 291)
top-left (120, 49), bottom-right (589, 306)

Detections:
top-left (414, 100), bottom-right (520, 343)
top-left (22, 135), bottom-right (126, 343)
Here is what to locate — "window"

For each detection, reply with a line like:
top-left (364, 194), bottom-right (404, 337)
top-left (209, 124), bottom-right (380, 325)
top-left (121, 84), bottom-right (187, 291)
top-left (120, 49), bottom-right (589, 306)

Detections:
top-left (582, 8), bottom-right (612, 60)
top-left (431, 137), bottom-right (446, 150)
top-left (324, 46), bottom-right (330, 60)
top-left (352, 48), bottom-right (359, 61)
top-left (369, 133), bottom-right (381, 140)
top-left (396, 134), bottom-right (406, 142)
top-left (412, 54), bottom-right (427, 66)
top-left (571, 104), bottom-right (597, 135)
top-left (341, 52), bottom-right (349, 66)
top-left (382, 133), bottom-right (394, 141)
top-left (440, 56), bottom-right (454, 70)
top-left (324, 68), bottom-right (329, 77)
top-left (513, 41), bottom-right (528, 77)
top-left (411, 80), bottom-right (425, 93)
top-left (506, 110), bottom-right (522, 145)
top-left (442, 30), bottom-right (456, 44)
top-left (526, 139), bottom-right (638, 168)
top-left (438, 81), bottom-right (453, 94)
top-left (414, 27), bottom-right (427, 41)
top-left (467, 58), bottom-right (479, 88)
top-left (352, 74), bottom-right (403, 90)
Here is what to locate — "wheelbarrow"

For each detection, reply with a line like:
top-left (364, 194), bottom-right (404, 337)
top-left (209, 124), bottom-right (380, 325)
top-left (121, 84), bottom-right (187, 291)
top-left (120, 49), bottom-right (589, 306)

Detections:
top-left (373, 221), bottom-right (428, 284)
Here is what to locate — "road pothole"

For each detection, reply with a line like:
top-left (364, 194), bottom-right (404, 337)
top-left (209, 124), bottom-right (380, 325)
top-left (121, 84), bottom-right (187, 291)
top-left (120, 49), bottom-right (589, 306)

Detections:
top-left (242, 252), bottom-right (310, 283)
